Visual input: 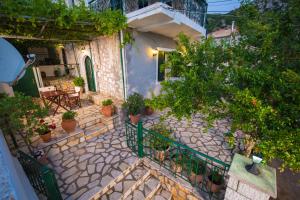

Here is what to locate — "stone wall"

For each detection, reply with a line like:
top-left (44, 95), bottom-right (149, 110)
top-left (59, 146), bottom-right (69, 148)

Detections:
top-left (64, 34), bottom-right (124, 100)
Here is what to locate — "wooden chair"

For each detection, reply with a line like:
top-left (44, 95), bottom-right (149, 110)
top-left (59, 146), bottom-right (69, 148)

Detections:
top-left (65, 87), bottom-right (81, 109)
top-left (38, 86), bottom-right (57, 106)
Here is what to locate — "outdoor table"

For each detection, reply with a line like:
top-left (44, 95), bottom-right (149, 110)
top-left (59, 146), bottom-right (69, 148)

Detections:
top-left (40, 90), bottom-right (70, 115)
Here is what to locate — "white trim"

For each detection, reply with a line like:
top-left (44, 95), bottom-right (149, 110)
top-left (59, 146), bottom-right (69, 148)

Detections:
top-left (120, 30), bottom-right (128, 100)
top-left (126, 2), bottom-right (206, 38)
top-left (157, 47), bottom-right (175, 52)
top-left (155, 48), bottom-right (176, 83)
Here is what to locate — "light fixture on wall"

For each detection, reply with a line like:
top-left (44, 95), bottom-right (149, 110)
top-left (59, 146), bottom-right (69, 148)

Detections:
top-left (152, 48), bottom-right (158, 57)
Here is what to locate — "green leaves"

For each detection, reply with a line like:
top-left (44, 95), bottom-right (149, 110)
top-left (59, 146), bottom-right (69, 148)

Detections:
top-left (149, 1), bottom-right (300, 171)
top-left (0, 0), bottom-right (127, 40)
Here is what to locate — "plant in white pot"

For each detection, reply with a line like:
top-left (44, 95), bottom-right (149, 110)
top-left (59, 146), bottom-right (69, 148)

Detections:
top-left (73, 77), bottom-right (85, 96)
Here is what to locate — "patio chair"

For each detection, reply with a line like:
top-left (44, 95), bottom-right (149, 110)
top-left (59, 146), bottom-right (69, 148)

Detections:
top-left (38, 86), bottom-right (57, 106)
top-left (65, 87), bottom-right (81, 109)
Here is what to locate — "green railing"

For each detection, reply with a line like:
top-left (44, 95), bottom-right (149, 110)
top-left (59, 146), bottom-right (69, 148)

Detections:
top-left (125, 121), bottom-right (230, 199)
top-left (17, 151), bottom-right (62, 200)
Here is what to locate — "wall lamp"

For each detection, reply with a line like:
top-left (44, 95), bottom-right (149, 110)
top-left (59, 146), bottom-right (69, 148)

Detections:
top-left (152, 48), bottom-right (158, 57)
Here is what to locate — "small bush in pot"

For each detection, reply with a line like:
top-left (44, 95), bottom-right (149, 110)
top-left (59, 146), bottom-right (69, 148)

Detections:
top-left (123, 93), bottom-right (145, 124)
top-left (36, 120), bottom-right (56, 143)
top-left (170, 152), bottom-right (189, 174)
top-left (101, 99), bottom-right (114, 117)
top-left (188, 158), bottom-right (206, 185)
top-left (61, 111), bottom-right (77, 133)
top-left (149, 123), bottom-right (172, 162)
top-left (73, 77), bottom-right (85, 95)
top-left (207, 170), bottom-right (224, 193)
top-left (144, 98), bottom-right (154, 115)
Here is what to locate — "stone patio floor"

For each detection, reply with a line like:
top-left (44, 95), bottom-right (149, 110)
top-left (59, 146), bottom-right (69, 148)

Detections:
top-left (45, 111), bottom-right (233, 199)
top-left (47, 126), bottom-right (138, 200)
top-left (142, 112), bottom-right (232, 164)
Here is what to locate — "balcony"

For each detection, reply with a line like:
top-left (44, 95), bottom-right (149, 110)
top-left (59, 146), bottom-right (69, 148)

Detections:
top-left (89, 0), bottom-right (207, 40)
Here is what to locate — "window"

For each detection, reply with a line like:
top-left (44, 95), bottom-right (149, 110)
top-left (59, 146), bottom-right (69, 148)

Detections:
top-left (157, 51), bottom-right (169, 82)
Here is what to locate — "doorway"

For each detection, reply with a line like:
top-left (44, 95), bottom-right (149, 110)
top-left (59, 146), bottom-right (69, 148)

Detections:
top-left (84, 56), bottom-right (96, 92)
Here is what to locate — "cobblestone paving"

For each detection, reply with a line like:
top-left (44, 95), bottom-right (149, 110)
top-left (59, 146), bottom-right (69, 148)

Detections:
top-left (47, 127), bottom-right (138, 200)
top-left (142, 112), bottom-right (233, 164)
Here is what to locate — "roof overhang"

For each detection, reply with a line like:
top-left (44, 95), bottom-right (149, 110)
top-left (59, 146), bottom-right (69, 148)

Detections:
top-left (126, 3), bottom-right (206, 40)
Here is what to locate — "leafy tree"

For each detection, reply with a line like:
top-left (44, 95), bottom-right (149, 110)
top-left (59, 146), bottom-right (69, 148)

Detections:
top-left (150, 0), bottom-right (300, 171)
top-left (0, 93), bottom-right (48, 154)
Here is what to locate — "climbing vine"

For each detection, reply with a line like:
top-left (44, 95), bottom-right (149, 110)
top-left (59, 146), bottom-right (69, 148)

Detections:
top-left (0, 0), bottom-right (127, 41)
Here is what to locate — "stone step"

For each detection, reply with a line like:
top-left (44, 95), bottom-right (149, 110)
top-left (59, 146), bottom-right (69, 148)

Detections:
top-left (152, 187), bottom-right (172, 200)
top-left (124, 176), bottom-right (161, 200)
top-left (84, 123), bottom-right (108, 140)
top-left (100, 165), bottom-right (150, 200)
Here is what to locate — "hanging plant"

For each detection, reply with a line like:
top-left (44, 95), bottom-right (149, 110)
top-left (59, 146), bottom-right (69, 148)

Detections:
top-left (0, 0), bottom-right (127, 41)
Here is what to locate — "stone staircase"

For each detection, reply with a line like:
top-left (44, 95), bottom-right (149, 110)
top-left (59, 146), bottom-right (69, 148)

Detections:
top-left (83, 161), bottom-right (173, 200)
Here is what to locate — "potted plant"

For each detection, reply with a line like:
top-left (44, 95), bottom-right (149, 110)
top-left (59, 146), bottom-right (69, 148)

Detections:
top-left (36, 120), bottom-right (56, 143)
top-left (170, 153), bottom-right (188, 174)
top-left (207, 170), bottom-right (224, 193)
top-left (61, 111), bottom-right (77, 133)
top-left (123, 93), bottom-right (145, 124)
top-left (102, 99), bottom-right (114, 117)
top-left (73, 77), bottom-right (85, 96)
top-left (144, 98), bottom-right (154, 115)
top-left (150, 123), bottom-right (172, 162)
top-left (188, 159), bottom-right (206, 185)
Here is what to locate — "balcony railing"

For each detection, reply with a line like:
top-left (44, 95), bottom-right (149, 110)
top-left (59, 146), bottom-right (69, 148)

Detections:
top-left (89, 0), bottom-right (207, 27)
top-left (88, 0), bottom-right (123, 12)
top-left (125, 121), bottom-right (230, 199)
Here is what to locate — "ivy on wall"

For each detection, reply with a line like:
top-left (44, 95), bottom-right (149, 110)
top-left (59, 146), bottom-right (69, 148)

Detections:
top-left (0, 0), bottom-right (127, 41)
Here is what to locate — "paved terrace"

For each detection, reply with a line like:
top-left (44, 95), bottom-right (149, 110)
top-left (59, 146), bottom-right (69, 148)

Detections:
top-left (41, 109), bottom-right (233, 199)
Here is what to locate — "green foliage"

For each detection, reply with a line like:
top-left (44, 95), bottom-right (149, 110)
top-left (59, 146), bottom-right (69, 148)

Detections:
top-left (62, 111), bottom-right (77, 120)
top-left (191, 159), bottom-right (206, 175)
top-left (35, 121), bottom-right (55, 135)
top-left (150, 0), bottom-right (300, 171)
top-left (149, 123), bottom-right (172, 151)
top-left (123, 93), bottom-right (145, 115)
top-left (102, 99), bottom-right (113, 106)
top-left (209, 170), bottom-right (223, 185)
top-left (0, 93), bottom-right (48, 151)
top-left (206, 11), bottom-right (237, 33)
top-left (0, 0), bottom-right (127, 40)
top-left (73, 77), bottom-right (85, 87)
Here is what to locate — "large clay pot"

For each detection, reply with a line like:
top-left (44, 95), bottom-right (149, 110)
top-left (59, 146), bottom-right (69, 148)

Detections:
top-left (102, 105), bottom-right (114, 117)
top-left (154, 147), bottom-right (170, 162)
top-left (189, 172), bottom-right (204, 185)
top-left (207, 174), bottom-right (223, 193)
top-left (129, 114), bottom-right (141, 124)
top-left (61, 119), bottom-right (77, 133)
top-left (40, 132), bottom-right (51, 143)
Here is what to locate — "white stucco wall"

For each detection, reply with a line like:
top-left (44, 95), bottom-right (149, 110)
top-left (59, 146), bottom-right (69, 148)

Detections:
top-left (125, 30), bottom-right (177, 98)
top-left (0, 131), bottom-right (38, 200)
top-left (64, 34), bottom-right (124, 100)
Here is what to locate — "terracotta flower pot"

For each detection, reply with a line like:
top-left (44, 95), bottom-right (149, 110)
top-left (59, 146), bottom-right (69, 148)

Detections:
top-left (61, 119), bottom-right (77, 133)
top-left (207, 175), bottom-right (223, 193)
top-left (129, 114), bottom-right (141, 124)
top-left (154, 147), bottom-right (170, 162)
top-left (171, 161), bottom-right (183, 173)
top-left (189, 172), bottom-right (204, 185)
top-left (40, 132), bottom-right (51, 143)
top-left (102, 105), bottom-right (114, 117)
top-left (144, 106), bottom-right (154, 115)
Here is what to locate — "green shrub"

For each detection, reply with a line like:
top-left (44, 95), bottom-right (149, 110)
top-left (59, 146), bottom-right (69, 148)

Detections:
top-left (123, 93), bottom-right (145, 115)
top-left (209, 170), bottom-right (223, 185)
top-left (150, 123), bottom-right (172, 151)
top-left (73, 77), bottom-right (85, 87)
top-left (191, 159), bottom-right (206, 175)
top-left (102, 99), bottom-right (113, 106)
top-left (62, 111), bottom-right (77, 120)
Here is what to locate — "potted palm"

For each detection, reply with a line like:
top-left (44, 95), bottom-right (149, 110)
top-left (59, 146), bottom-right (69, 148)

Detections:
top-left (188, 159), bottom-right (206, 185)
top-left (73, 77), bottom-right (85, 96)
top-left (150, 123), bottom-right (172, 162)
top-left (207, 170), bottom-right (224, 193)
top-left (102, 99), bottom-right (114, 117)
top-left (61, 111), bottom-right (77, 133)
top-left (123, 93), bottom-right (145, 124)
top-left (36, 120), bottom-right (56, 143)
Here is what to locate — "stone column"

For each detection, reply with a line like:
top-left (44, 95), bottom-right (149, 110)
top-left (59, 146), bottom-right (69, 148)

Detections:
top-left (225, 154), bottom-right (277, 200)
